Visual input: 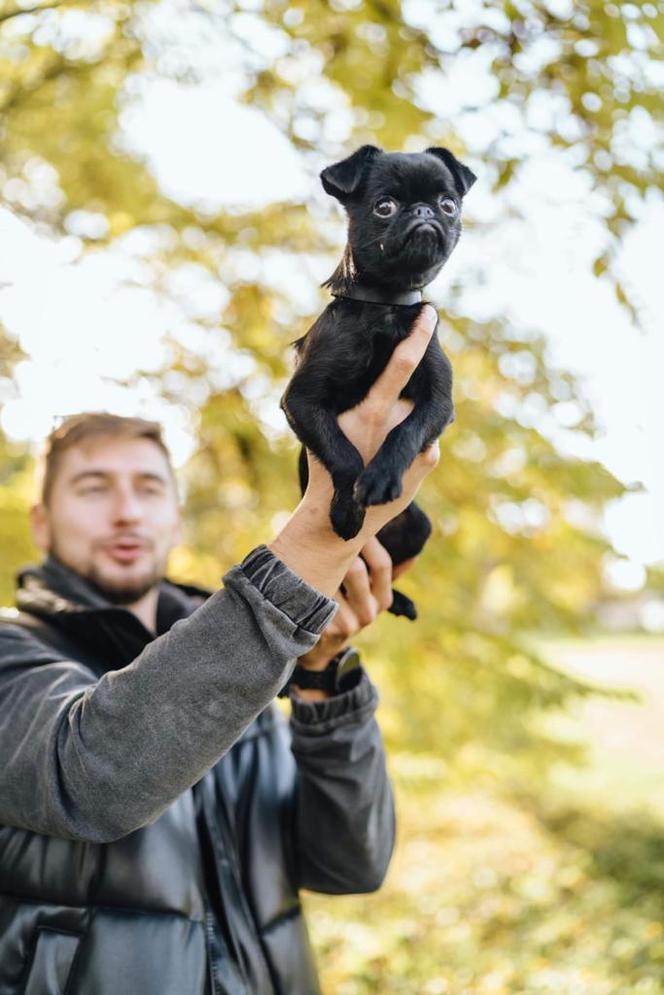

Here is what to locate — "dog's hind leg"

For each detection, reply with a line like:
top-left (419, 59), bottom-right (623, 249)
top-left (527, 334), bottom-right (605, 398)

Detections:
top-left (281, 394), bottom-right (366, 539)
top-left (297, 445), bottom-right (366, 541)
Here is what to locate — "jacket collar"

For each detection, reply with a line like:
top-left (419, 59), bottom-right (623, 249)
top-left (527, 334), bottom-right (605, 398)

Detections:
top-left (15, 555), bottom-right (212, 669)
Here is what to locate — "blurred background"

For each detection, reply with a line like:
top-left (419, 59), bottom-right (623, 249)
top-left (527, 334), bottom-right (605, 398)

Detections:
top-left (0, 1), bottom-right (662, 991)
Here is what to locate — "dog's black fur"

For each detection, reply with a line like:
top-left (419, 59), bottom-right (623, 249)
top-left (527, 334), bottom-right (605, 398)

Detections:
top-left (281, 145), bottom-right (476, 618)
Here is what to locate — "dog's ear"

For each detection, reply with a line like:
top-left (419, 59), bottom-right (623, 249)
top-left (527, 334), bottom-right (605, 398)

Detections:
top-left (320, 145), bottom-right (381, 202)
top-left (425, 147), bottom-right (477, 198)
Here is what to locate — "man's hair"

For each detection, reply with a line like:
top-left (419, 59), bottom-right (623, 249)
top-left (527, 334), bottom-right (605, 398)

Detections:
top-left (36, 412), bottom-right (176, 506)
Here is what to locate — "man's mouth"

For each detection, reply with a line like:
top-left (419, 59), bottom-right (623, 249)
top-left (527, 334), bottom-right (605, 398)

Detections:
top-left (102, 539), bottom-right (150, 564)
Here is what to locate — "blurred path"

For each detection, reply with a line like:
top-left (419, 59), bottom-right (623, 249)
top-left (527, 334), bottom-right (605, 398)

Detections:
top-left (542, 637), bottom-right (664, 818)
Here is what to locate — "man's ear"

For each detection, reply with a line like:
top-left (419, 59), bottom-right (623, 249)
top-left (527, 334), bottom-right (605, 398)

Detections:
top-left (425, 147), bottom-right (477, 197)
top-left (320, 145), bottom-right (381, 202)
top-left (30, 504), bottom-right (51, 553)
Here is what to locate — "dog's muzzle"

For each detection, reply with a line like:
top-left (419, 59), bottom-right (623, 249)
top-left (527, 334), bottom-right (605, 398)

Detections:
top-left (403, 218), bottom-right (445, 250)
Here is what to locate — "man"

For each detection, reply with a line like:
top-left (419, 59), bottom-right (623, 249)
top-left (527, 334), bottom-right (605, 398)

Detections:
top-left (0, 308), bottom-right (439, 994)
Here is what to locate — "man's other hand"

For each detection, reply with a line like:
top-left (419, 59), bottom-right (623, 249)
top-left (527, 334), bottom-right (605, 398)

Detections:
top-left (296, 537), bottom-right (417, 674)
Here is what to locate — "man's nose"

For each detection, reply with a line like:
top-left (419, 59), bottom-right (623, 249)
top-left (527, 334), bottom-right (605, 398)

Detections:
top-left (111, 488), bottom-right (142, 522)
top-left (409, 203), bottom-right (435, 220)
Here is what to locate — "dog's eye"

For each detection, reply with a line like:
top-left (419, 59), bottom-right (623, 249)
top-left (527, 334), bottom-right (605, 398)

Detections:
top-left (374, 198), bottom-right (398, 218)
top-left (439, 197), bottom-right (457, 216)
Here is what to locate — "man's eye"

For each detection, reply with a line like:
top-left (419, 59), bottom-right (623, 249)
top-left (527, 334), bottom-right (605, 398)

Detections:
top-left (373, 198), bottom-right (398, 218)
top-left (439, 196), bottom-right (457, 216)
top-left (80, 486), bottom-right (105, 495)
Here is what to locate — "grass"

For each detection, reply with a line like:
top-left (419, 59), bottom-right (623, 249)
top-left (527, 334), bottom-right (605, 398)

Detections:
top-left (304, 636), bottom-right (664, 995)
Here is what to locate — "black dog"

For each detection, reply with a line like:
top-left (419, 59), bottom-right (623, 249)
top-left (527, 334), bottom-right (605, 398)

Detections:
top-left (281, 145), bottom-right (476, 618)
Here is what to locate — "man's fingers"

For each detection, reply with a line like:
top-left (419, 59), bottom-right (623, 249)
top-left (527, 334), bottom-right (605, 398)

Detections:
top-left (392, 555), bottom-right (418, 580)
top-left (398, 441), bottom-right (440, 500)
top-left (367, 304), bottom-right (437, 408)
top-left (421, 440), bottom-right (440, 468)
top-left (341, 557), bottom-right (378, 627)
top-left (331, 596), bottom-right (360, 640)
top-left (359, 537), bottom-right (394, 611)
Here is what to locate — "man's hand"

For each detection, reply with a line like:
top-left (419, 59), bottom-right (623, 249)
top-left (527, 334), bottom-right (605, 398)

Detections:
top-left (297, 537), bottom-right (394, 671)
top-left (303, 304), bottom-right (440, 545)
top-left (269, 305), bottom-right (439, 598)
top-left (291, 538), bottom-right (417, 701)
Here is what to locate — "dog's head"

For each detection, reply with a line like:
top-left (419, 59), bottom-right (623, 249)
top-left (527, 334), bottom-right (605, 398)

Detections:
top-left (321, 145), bottom-right (476, 293)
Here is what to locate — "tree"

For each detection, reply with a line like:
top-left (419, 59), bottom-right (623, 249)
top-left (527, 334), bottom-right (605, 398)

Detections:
top-left (0, 321), bottom-right (34, 603)
top-left (0, 0), bottom-right (659, 776)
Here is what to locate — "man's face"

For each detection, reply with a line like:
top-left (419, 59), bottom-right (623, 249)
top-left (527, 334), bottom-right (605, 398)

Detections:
top-left (31, 435), bottom-right (183, 604)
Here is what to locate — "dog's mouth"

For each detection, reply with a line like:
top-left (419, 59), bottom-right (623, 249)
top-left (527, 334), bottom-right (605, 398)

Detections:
top-left (403, 220), bottom-right (445, 248)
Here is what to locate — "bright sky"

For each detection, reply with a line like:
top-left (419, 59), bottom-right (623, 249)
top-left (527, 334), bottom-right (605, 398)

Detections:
top-left (0, 64), bottom-right (661, 584)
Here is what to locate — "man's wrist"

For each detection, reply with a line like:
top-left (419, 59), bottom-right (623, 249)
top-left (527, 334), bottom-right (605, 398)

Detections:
top-left (268, 505), bottom-right (364, 598)
top-left (297, 645), bottom-right (347, 672)
top-left (280, 648), bottom-right (363, 700)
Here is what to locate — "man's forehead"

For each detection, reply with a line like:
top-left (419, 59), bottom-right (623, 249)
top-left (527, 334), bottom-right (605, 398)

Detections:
top-left (60, 436), bottom-right (172, 477)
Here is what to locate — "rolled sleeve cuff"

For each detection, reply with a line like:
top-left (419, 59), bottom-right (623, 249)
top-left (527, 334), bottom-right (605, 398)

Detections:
top-left (233, 544), bottom-right (338, 636)
top-left (290, 669), bottom-right (378, 731)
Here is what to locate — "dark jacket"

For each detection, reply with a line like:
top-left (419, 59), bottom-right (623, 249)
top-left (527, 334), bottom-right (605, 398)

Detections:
top-left (0, 546), bottom-right (395, 995)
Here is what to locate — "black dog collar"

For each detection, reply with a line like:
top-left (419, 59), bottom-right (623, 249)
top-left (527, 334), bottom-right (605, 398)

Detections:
top-left (333, 283), bottom-right (423, 306)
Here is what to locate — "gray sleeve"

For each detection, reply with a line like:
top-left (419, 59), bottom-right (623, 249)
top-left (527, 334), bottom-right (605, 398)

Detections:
top-left (288, 668), bottom-right (396, 894)
top-left (0, 546), bottom-right (337, 843)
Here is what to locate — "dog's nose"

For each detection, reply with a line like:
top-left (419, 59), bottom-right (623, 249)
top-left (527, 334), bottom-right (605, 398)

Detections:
top-left (410, 203), bottom-right (435, 220)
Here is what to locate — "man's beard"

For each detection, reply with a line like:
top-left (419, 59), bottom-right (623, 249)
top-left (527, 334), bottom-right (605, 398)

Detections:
top-left (50, 539), bottom-right (165, 606)
top-left (86, 562), bottom-right (163, 605)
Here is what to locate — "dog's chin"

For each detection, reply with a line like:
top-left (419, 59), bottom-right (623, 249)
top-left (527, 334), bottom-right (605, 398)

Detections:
top-left (402, 222), bottom-right (445, 253)
top-left (352, 223), bottom-right (452, 289)
top-left (396, 229), bottom-right (448, 281)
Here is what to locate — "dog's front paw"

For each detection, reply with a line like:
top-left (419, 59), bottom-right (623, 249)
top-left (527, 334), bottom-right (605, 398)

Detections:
top-left (354, 465), bottom-right (403, 507)
top-left (330, 493), bottom-right (366, 540)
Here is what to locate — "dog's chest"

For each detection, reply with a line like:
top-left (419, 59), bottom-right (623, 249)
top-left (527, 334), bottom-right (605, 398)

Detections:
top-left (296, 300), bottom-right (421, 411)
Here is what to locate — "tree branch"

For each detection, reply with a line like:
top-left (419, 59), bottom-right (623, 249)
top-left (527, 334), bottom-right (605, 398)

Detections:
top-left (0, 1), bottom-right (64, 26)
top-left (0, 50), bottom-right (71, 115)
